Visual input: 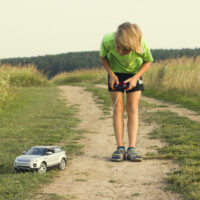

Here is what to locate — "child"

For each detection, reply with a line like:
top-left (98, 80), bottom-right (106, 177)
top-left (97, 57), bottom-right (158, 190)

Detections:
top-left (99, 22), bottom-right (153, 162)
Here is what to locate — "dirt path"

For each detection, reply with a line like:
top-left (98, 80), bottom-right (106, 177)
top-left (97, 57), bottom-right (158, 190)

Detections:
top-left (38, 85), bottom-right (184, 200)
top-left (96, 84), bottom-right (200, 123)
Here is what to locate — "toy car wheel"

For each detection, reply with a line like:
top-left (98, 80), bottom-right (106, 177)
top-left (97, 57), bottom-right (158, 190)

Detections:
top-left (38, 162), bottom-right (47, 174)
top-left (14, 168), bottom-right (21, 173)
top-left (58, 158), bottom-right (66, 170)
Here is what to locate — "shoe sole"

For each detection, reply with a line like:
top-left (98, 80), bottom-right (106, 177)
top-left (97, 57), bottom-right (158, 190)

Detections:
top-left (111, 154), bottom-right (126, 162)
top-left (111, 158), bottom-right (124, 162)
top-left (127, 156), bottom-right (143, 162)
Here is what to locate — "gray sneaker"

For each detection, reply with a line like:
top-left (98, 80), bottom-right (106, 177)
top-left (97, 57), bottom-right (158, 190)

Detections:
top-left (127, 147), bottom-right (143, 162)
top-left (111, 147), bottom-right (126, 162)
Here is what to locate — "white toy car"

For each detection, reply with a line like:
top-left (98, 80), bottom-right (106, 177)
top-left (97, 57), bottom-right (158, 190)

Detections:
top-left (14, 146), bottom-right (66, 174)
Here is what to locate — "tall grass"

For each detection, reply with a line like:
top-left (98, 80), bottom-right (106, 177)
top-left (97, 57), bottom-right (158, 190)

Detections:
top-left (144, 56), bottom-right (200, 96)
top-left (51, 56), bottom-right (200, 97)
top-left (143, 56), bottom-right (200, 110)
top-left (4, 64), bottom-right (47, 87)
top-left (50, 68), bottom-right (107, 85)
top-left (51, 56), bottom-right (200, 110)
top-left (0, 63), bottom-right (48, 111)
top-left (0, 68), bottom-right (10, 108)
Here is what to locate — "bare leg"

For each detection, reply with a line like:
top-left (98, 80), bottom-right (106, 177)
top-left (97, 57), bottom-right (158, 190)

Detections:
top-left (126, 91), bottom-right (141, 147)
top-left (110, 92), bottom-right (124, 147)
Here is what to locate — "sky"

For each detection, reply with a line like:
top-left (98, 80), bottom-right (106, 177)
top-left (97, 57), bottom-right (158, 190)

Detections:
top-left (0, 0), bottom-right (200, 59)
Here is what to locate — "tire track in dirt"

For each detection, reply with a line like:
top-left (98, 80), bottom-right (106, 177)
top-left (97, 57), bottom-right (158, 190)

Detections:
top-left (37, 85), bottom-right (184, 200)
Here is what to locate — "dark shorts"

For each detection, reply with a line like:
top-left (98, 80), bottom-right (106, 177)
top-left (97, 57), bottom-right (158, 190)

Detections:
top-left (108, 72), bottom-right (144, 93)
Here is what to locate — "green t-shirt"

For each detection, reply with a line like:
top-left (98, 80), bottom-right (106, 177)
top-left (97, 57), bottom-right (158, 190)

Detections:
top-left (99, 32), bottom-right (154, 74)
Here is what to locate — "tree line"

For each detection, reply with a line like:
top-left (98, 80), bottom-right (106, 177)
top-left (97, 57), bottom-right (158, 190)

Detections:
top-left (0, 48), bottom-right (199, 79)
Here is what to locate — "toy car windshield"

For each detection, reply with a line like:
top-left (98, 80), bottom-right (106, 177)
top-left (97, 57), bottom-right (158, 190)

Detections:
top-left (25, 147), bottom-right (47, 156)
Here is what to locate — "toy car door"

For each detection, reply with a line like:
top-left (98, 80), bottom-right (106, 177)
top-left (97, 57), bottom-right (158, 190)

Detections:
top-left (46, 148), bottom-right (57, 167)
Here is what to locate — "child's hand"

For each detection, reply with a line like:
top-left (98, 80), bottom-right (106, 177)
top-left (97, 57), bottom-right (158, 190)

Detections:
top-left (109, 74), bottom-right (119, 90)
top-left (124, 77), bottom-right (138, 91)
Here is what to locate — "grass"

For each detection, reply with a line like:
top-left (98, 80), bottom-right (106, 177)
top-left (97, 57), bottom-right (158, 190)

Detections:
top-left (50, 68), bottom-right (107, 86)
top-left (0, 64), bottom-right (48, 111)
top-left (143, 110), bottom-right (200, 199)
top-left (131, 193), bottom-right (140, 196)
top-left (143, 88), bottom-right (200, 113)
top-left (33, 193), bottom-right (77, 200)
top-left (9, 65), bottom-right (47, 87)
top-left (108, 179), bottom-right (117, 183)
top-left (75, 178), bottom-right (87, 182)
top-left (143, 56), bottom-right (200, 112)
top-left (0, 86), bottom-right (82, 200)
top-left (0, 68), bottom-right (10, 108)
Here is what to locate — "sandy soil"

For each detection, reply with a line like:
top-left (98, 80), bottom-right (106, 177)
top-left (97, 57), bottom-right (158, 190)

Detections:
top-left (37, 85), bottom-right (185, 200)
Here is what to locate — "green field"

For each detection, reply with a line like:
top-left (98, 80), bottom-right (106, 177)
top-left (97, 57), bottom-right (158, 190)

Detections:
top-left (0, 86), bottom-right (83, 200)
top-left (143, 56), bottom-right (200, 112)
top-left (1, 57), bottom-right (200, 199)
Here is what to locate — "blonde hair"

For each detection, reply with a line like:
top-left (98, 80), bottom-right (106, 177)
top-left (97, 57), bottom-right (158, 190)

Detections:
top-left (114, 22), bottom-right (143, 54)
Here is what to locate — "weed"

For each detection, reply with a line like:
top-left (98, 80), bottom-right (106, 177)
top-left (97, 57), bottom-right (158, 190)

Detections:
top-left (131, 192), bottom-right (140, 196)
top-left (108, 179), bottom-right (117, 183)
top-left (75, 179), bottom-right (87, 182)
